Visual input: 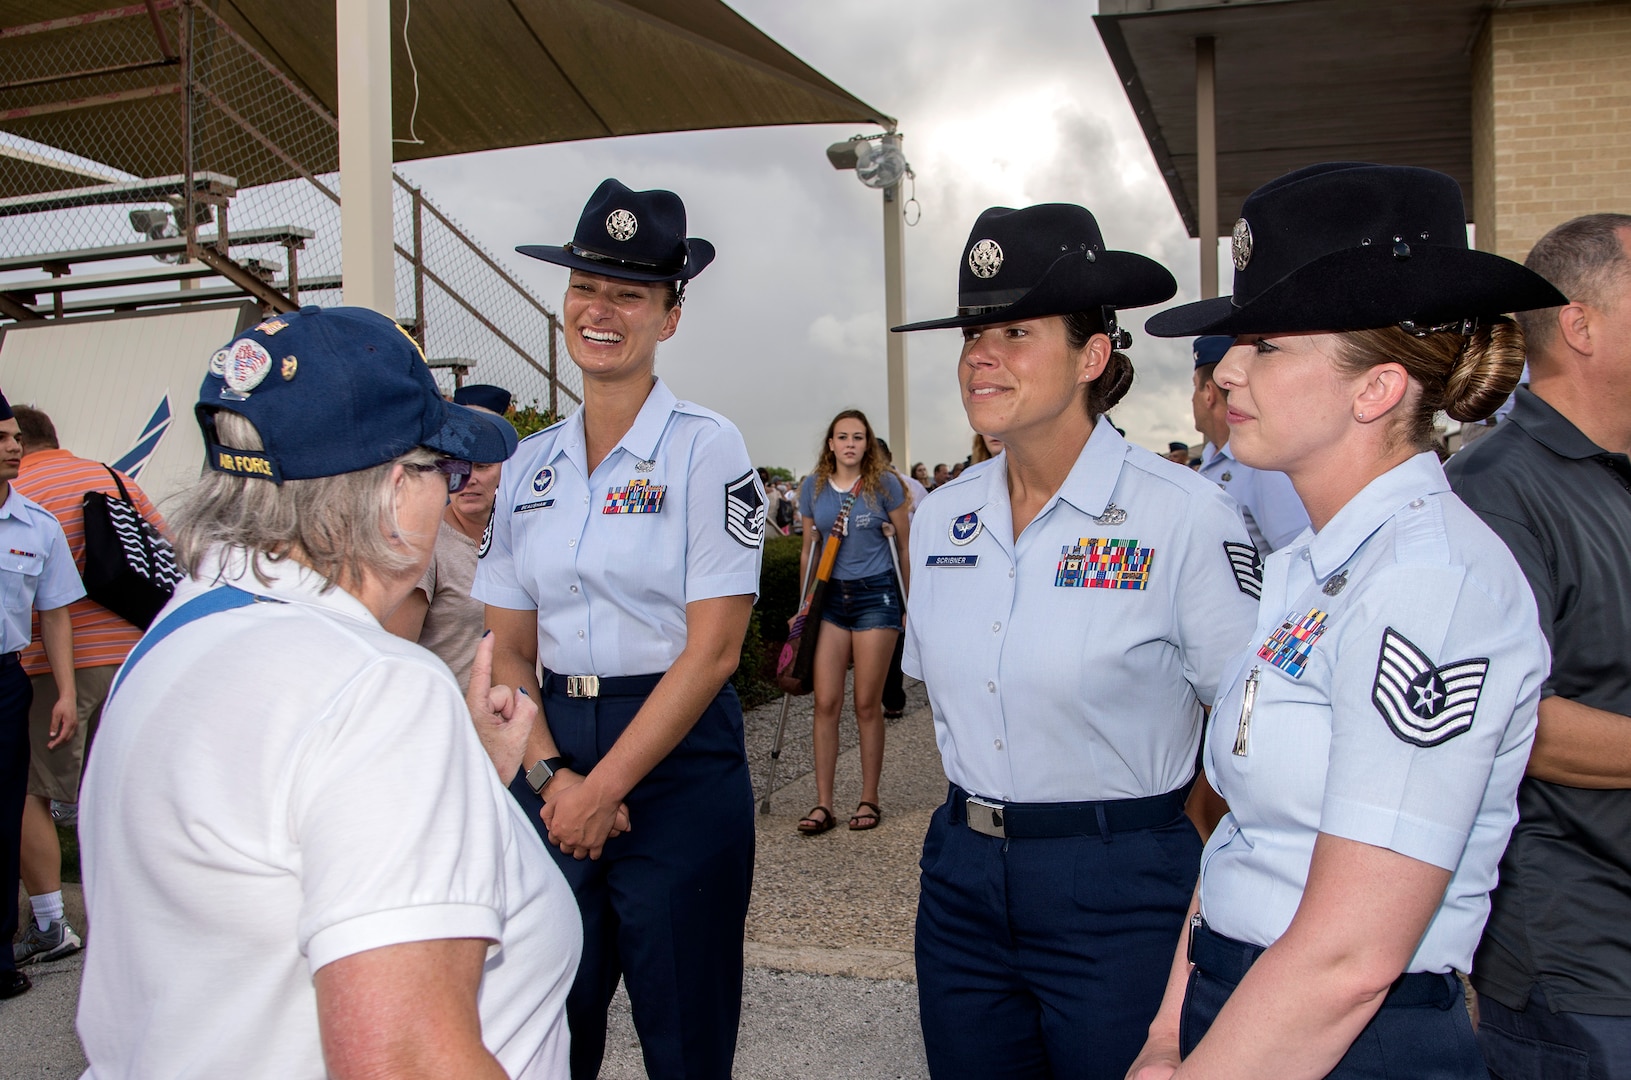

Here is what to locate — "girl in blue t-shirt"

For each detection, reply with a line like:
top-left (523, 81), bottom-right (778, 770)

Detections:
top-left (795, 409), bottom-right (910, 834)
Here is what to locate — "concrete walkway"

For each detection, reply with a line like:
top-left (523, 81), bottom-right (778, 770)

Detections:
top-left (5, 677), bottom-right (938, 1078)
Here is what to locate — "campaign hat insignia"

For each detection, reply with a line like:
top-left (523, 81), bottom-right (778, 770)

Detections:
top-left (893, 202), bottom-right (1176, 333)
top-left (1147, 163), bottom-right (1568, 339)
top-left (517, 178), bottom-right (714, 283)
top-left (949, 511), bottom-right (982, 545)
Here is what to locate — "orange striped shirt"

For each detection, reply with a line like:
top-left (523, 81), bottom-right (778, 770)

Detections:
top-left (16, 449), bottom-right (169, 674)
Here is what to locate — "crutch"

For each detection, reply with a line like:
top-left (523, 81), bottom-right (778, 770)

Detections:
top-left (758, 538), bottom-right (822, 815)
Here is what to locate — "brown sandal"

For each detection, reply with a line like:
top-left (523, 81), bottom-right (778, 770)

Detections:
top-left (798, 806), bottom-right (837, 835)
top-left (848, 801), bottom-right (882, 831)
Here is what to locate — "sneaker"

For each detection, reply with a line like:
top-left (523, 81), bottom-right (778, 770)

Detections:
top-left (12, 919), bottom-right (82, 966)
top-left (49, 800), bottom-right (77, 827)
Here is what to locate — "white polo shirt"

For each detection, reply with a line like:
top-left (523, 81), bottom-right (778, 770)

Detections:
top-left (1199, 452), bottom-right (1548, 973)
top-left (904, 418), bottom-right (1261, 802)
top-left (473, 377), bottom-right (764, 677)
top-left (77, 549), bottom-right (580, 1079)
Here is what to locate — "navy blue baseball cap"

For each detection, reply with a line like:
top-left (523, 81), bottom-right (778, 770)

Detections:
top-left (1193, 336), bottom-right (1234, 368)
top-left (452, 383), bottom-right (512, 414)
top-left (197, 306), bottom-right (517, 483)
top-left (517, 178), bottom-right (714, 283)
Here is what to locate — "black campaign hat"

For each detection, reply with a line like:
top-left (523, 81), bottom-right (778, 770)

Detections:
top-left (893, 203), bottom-right (1176, 333)
top-left (1147, 163), bottom-right (1566, 338)
top-left (517, 178), bottom-right (714, 283)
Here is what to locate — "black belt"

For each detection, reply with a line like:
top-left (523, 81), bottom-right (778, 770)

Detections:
top-left (1188, 919), bottom-right (1460, 1009)
top-left (540, 669), bottom-right (665, 699)
top-left (0, 651), bottom-right (20, 668)
top-left (948, 782), bottom-right (1189, 840)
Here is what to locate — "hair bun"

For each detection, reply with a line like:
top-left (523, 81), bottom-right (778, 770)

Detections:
top-left (1445, 318), bottom-right (1525, 423)
top-left (1090, 352), bottom-right (1135, 416)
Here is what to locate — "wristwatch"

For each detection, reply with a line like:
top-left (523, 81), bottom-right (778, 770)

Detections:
top-left (525, 756), bottom-right (569, 796)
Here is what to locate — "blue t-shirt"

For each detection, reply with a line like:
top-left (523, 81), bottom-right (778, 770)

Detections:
top-left (800, 472), bottom-right (905, 581)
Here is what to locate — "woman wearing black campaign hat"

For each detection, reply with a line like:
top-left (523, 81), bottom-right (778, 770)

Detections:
top-left (893, 204), bottom-right (1261, 1080)
top-left (1127, 163), bottom-right (1559, 1080)
top-left (475, 178), bottom-right (763, 1080)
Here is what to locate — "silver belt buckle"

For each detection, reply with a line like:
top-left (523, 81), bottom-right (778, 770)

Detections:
top-left (566, 674), bottom-right (600, 698)
top-left (965, 796), bottom-right (1007, 838)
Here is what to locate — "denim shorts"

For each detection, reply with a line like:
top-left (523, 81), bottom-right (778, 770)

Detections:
top-left (821, 572), bottom-right (902, 632)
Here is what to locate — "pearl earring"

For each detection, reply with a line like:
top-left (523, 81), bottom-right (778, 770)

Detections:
top-left (1357, 412), bottom-right (1365, 420)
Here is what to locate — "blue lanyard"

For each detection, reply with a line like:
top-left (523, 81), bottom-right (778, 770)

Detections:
top-left (108, 586), bottom-right (269, 700)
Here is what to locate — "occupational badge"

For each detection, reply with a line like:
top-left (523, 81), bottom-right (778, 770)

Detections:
top-left (635, 458), bottom-right (656, 473)
top-left (1322, 570), bottom-right (1348, 597)
top-left (606, 209), bottom-right (638, 241)
top-left (1232, 217), bottom-right (1254, 270)
top-left (1055, 538), bottom-right (1154, 590)
top-left (949, 511), bottom-right (981, 546)
top-left (1093, 504), bottom-right (1127, 526)
top-left (531, 466), bottom-right (556, 497)
top-left (968, 239), bottom-right (1003, 279)
top-left (1223, 541), bottom-right (1262, 600)
top-left (1257, 608), bottom-right (1328, 678)
top-left (724, 471), bottom-right (767, 548)
top-left (1372, 628), bottom-right (1488, 747)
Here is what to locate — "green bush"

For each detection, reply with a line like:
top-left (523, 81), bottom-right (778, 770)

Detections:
top-left (756, 532), bottom-right (805, 643)
top-left (507, 402), bottom-right (558, 439)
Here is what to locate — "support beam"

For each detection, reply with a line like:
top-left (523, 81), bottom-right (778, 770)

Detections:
top-left (336, 0), bottom-right (396, 316)
top-left (1195, 36), bottom-right (1218, 299)
top-left (882, 180), bottom-right (909, 465)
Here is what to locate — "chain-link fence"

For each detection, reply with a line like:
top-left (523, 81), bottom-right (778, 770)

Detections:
top-left (1, 0), bottom-right (577, 413)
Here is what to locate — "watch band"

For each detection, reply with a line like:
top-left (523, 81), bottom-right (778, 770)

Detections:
top-left (525, 756), bottom-right (569, 796)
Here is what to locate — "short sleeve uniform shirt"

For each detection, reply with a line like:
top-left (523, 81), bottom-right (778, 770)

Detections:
top-left (0, 485), bottom-right (85, 652)
top-left (473, 377), bottom-right (764, 677)
top-left (904, 418), bottom-right (1260, 802)
top-left (1198, 442), bottom-right (1311, 554)
top-left (1200, 452), bottom-right (1549, 975)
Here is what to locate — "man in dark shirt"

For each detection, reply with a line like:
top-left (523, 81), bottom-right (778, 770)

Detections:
top-left (1447, 212), bottom-right (1631, 1079)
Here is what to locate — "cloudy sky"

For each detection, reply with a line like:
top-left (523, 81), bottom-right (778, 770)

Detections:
top-left (401, 0), bottom-right (1225, 474)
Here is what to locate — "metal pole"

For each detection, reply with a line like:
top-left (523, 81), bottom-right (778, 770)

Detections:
top-left (758, 693), bottom-right (794, 816)
top-left (548, 315), bottom-right (560, 418)
top-left (412, 185), bottom-right (426, 349)
top-left (882, 174), bottom-right (909, 463)
top-left (1196, 36), bottom-right (1219, 299)
top-left (336, 0), bottom-right (396, 316)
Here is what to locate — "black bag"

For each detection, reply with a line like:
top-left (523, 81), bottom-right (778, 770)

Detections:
top-left (81, 466), bottom-right (183, 629)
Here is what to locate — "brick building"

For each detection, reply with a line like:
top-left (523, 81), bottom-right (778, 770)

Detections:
top-left (1095, 0), bottom-right (1631, 290)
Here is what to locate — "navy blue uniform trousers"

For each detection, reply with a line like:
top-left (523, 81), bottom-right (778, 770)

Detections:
top-left (1479, 989), bottom-right (1631, 1080)
top-left (915, 789), bottom-right (1201, 1080)
top-left (1181, 921), bottom-right (1485, 1078)
top-left (1, 656), bottom-right (33, 977)
top-left (510, 681), bottom-right (754, 1080)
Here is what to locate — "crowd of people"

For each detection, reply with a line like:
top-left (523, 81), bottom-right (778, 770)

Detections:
top-left (0, 165), bottom-right (1623, 1080)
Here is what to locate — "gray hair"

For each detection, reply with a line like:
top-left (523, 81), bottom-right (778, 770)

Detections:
top-left (1519, 213), bottom-right (1631, 353)
top-left (170, 411), bottom-right (439, 591)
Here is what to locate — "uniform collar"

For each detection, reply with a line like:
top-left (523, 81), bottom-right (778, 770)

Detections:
top-left (552, 376), bottom-right (676, 474)
top-left (1306, 451), bottom-right (1448, 578)
top-left (1054, 416), bottom-right (1129, 520)
top-left (1508, 385), bottom-right (1609, 461)
top-left (0, 485), bottom-right (22, 520)
top-left (1200, 441), bottom-right (1231, 470)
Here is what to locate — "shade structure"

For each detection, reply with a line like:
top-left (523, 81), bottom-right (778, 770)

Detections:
top-left (0, 0), bottom-right (893, 198)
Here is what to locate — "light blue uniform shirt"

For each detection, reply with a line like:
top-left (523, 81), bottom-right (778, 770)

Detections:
top-left (0, 485), bottom-right (85, 652)
top-left (1199, 442), bottom-right (1311, 554)
top-left (1199, 452), bottom-right (1548, 974)
top-left (472, 378), bottom-right (764, 678)
top-left (903, 418), bottom-right (1260, 803)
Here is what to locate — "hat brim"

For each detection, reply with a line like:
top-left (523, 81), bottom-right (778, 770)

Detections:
top-left (892, 250), bottom-right (1176, 333)
top-left (1145, 246), bottom-right (1567, 338)
top-left (516, 239), bottom-right (715, 282)
top-left (425, 400), bottom-right (518, 464)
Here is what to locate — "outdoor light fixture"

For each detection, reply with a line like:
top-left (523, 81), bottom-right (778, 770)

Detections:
top-left (128, 208), bottom-right (175, 241)
top-left (855, 134), bottom-right (907, 190)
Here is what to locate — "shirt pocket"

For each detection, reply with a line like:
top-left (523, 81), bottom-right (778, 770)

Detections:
top-left (0, 549), bottom-right (46, 614)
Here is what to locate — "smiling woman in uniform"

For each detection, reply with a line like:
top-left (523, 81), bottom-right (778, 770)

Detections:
top-left (476, 179), bottom-right (765, 1080)
top-left (892, 204), bottom-right (1261, 1080)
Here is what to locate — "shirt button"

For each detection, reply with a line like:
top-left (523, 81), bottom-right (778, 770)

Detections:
top-left (569, 585), bottom-right (579, 593)
top-left (1301, 550), bottom-right (1311, 561)
top-left (1008, 568), bottom-right (1015, 579)
top-left (568, 539), bottom-right (576, 547)
top-left (577, 630), bottom-right (585, 639)
top-left (1410, 498), bottom-right (1425, 509)
top-left (986, 680), bottom-right (996, 693)
top-left (991, 621), bottom-right (1001, 633)
top-left (994, 738), bottom-right (1004, 750)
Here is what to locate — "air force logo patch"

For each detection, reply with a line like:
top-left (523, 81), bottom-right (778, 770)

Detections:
top-left (1223, 541), bottom-right (1262, 600)
top-left (724, 471), bottom-right (766, 548)
top-left (949, 512), bottom-right (981, 545)
top-left (1372, 628), bottom-right (1489, 747)
top-left (531, 467), bottom-right (556, 496)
